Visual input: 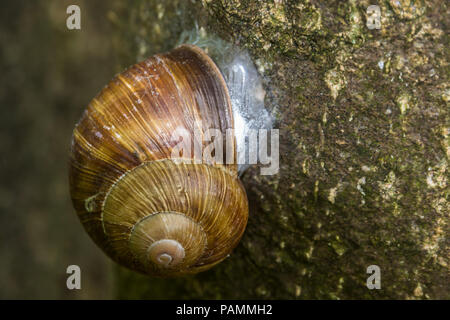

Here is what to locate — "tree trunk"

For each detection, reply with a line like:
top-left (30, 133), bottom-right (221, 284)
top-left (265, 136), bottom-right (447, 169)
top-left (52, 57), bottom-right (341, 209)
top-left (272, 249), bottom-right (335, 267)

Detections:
top-left (111, 0), bottom-right (448, 299)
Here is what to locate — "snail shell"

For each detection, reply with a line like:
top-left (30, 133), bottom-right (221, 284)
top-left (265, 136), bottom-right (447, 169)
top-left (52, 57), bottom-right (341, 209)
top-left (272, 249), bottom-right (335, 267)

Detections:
top-left (69, 45), bottom-right (249, 277)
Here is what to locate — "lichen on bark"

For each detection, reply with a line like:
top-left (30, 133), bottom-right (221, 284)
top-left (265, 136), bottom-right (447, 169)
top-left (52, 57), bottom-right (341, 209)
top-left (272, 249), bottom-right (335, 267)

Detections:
top-left (110, 0), bottom-right (449, 299)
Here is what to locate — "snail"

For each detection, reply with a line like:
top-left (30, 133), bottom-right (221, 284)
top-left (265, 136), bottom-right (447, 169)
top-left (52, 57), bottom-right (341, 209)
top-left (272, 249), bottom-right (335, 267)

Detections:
top-left (69, 42), bottom-right (271, 277)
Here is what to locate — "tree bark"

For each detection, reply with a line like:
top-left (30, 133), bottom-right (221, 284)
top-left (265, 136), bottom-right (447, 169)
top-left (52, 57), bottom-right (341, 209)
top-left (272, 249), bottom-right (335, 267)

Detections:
top-left (111, 0), bottom-right (449, 299)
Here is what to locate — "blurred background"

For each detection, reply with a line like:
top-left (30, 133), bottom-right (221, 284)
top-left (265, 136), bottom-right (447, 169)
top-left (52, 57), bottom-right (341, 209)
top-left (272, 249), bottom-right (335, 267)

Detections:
top-left (0, 1), bottom-right (122, 299)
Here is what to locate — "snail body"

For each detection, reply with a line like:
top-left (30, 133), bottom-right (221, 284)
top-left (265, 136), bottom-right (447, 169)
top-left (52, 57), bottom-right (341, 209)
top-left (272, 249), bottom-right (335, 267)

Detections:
top-left (69, 45), bottom-right (250, 277)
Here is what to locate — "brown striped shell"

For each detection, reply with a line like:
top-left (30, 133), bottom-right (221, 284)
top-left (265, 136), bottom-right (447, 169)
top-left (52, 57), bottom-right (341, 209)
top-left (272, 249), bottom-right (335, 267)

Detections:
top-left (69, 45), bottom-right (249, 277)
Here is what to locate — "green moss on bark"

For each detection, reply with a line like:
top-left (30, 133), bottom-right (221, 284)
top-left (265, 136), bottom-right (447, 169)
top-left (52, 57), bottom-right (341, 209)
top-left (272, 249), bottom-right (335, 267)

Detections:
top-left (111, 0), bottom-right (449, 299)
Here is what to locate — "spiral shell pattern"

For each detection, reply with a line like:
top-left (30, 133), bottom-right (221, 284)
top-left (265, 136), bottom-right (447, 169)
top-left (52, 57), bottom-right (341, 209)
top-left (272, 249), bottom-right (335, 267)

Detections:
top-left (69, 45), bottom-right (249, 276)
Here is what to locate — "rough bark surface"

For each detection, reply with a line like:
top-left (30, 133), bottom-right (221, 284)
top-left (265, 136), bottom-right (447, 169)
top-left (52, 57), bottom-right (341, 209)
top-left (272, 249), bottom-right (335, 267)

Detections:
top-left (111, 0), bottom-right (449, 299)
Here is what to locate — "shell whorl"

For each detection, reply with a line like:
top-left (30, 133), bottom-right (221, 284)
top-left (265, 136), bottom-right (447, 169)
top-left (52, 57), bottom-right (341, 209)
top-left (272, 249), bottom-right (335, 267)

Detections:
top-left (129, 213), bottom-right (205, 270)
top-left (102, 160), bottom-right (247, 276)
top-left (69, 45), bottom-right (249, 276)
